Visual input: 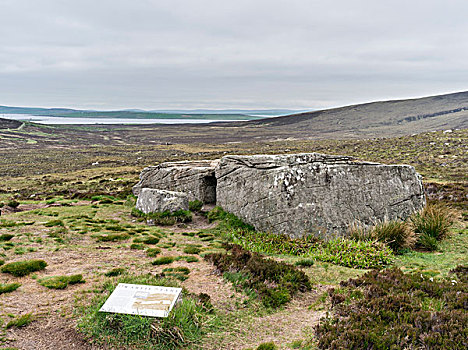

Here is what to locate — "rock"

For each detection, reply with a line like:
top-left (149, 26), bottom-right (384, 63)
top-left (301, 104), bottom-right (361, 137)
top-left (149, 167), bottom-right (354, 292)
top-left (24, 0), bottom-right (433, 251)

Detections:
top-left (133, 160), bottom-right (219, 203)
top-left (136, 188), bottom-right (188, 214)
top-left (215, 153), bottom-right (425, 238)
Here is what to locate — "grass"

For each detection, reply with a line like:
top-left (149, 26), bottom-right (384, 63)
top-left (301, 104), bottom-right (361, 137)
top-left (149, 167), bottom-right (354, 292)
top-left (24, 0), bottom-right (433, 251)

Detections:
top-left (411, 204), bottom-right (454, 251)
top-left (6, 313), bottom-right (34, 329)
top-left (152, 256), bottom-right (176, 265)
top-left (104, 268), bottom-right (125, 277)
top-left (1, 259), bottom-right (47, 277)
top-left (95, 233), bottom-right (130, 242)
top-left (76, 274), bottom-right (217, 350)
top-left (131, 208), bottom-right (192, 225)
top-left (189, 200), bottom-right (203, 212)
top-left (183, 246), bottom-right (201, 255)
top-left (146, 247), bottom-right (162, 257)
top-left (38, 274), bottom-right (85, 289)
top-left (0, 282), bottom-right (21, 294)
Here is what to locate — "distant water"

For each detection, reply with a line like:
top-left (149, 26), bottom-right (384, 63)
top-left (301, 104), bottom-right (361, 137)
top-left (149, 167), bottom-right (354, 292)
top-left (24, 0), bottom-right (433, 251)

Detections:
top-left (1, 114), bottom-right (249, 125)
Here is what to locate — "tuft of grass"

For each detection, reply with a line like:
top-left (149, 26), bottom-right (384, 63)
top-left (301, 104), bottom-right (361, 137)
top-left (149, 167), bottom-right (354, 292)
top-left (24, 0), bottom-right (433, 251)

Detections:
top-left (76, 274), bottom-right (216, 349)
top-left (6, 313), bottom-right (34, 329)
top-left (257, 342), bottom-right (277, 350)
top-left (44, 219), bottom-right (65, 227)
top-left (105, 268), bottom-right (125, 277)
top-left (411, 204), bottom-right (453, 251)
top-left (133, 236), bottom-right (160, 245)
top-left (176, 255), bottom-right (199, 263)
top-left (0, 234), bottom-right (15, 242)
top-left (0, 282), bottom-right (21, 294)
top-left (38, 274), bottom-right (85, 289)
top-left (1, 259), bottom-right (47, 277)
top-left (95, 233), bottom-right (130, 242)
top-left (371, 220), bottom-right (415, 253)
top-left (131, 208), bottom-right (192, 226)
top-left (152, 256), bottom-right (176, 265)
top-left (188, 200), bottom-right (203, 212)
top-left (146, 247), bottom-right (161, 257)
top-left (295, 259), bottom-right (315, 267)
top-left (7, 200), bottom-right (20, 208)
top-left (130, 243), bottom-right (145, 250)
top-left (183, 246), bottom-right (201, 255)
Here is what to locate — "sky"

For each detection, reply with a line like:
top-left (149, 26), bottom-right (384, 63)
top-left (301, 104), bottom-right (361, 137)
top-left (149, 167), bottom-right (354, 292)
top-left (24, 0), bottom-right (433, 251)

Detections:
top-left (1, 0), bottom-right (468, 110)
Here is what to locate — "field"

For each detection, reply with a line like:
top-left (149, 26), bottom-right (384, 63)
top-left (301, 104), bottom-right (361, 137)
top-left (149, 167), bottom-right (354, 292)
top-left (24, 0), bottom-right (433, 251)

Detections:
top-left (0, 122), bottom-right (466, 349)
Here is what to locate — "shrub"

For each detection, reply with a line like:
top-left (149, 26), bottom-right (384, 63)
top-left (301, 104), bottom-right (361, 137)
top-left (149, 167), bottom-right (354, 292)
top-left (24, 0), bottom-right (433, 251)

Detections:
top-left (152, 257), bottom-right (175, 265)
top-left (6, 313), bottom-right (33, 329)
top-left (162, 267), bottom-right (191, 281)
top-left (315, 267), bottom-right (468, 349)
top-left (371, 220), bottom-right (415, 253)
top-left (205, 244), bottom-right (311, 308)
top-left (411, 204), bottom-right (453, 250)
top-left (188, 200), bottom-right (203, 212)
top-left (130, 243), bottom-right (145, 250)
top-left (76, 274), bottom-right (215, 349)
top-left (0, 282), bottom-right (21, 294)
top-left (105, 268), bottom-right (125, 277)
top-left (39, 274), bottom-right (85, 289)
top-left (1, 259), bottom-right (47, 277)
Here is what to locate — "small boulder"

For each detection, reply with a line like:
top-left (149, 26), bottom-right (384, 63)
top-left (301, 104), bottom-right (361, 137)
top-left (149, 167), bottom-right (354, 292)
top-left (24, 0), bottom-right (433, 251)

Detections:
top-left (136, 188), bottom-right (189, 214)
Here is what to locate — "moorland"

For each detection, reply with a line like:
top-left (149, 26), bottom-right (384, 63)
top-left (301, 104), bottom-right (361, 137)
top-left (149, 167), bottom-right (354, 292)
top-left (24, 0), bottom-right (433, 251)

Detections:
top-left (0, 92), bottom-right (466, 349)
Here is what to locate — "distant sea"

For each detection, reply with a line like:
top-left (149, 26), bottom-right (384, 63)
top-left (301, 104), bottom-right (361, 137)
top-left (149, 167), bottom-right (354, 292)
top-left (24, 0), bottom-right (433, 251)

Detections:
top-left (1, 114), bottom-right (250, 125)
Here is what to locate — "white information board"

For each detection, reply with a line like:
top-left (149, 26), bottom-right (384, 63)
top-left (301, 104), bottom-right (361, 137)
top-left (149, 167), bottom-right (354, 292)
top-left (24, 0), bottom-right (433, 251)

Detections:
top-left (99, 283), bottom-right (182, 317)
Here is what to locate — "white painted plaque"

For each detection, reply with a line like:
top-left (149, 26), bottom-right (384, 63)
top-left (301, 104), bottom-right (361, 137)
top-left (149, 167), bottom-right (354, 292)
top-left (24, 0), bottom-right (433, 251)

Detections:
top-left (99, 283), bottom-right (182, 317)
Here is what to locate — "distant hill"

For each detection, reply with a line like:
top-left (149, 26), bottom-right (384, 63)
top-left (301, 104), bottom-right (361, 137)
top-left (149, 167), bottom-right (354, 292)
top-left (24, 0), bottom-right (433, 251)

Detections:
top-left (0, 91), bottom-right (467, 147)
top-left (237, 91), bottom-right (468, 138)
top-left (0, 105), bottom-right (297, 121)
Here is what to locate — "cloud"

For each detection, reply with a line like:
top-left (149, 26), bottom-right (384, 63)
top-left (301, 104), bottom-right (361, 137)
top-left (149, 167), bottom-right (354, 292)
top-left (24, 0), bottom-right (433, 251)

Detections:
top-left (1, 0), bottom-right (468, 109)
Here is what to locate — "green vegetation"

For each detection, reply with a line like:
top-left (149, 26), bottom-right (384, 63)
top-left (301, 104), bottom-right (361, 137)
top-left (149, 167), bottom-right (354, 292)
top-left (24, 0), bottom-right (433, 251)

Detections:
top-left (38, 274), bottom-right (85, 289)
top-left (315, 267), bottom-right (468, 349)
top-left (77, 274), bottom-right (216, 349)
top-left (183, 245), bottom-right (201, 255)
top-left (95, 233), bottom-right (130, 242)
top-left (133, 235), bottom-right (160, 245)
top-left (162, 267), bottom-right (191, 281)
top-left (189, 200), bottom-right (203, 212)
top-left (0, 234), bottom-right (14, 242)
top-left (412, 204), bottom-right (454, 251)
top-left (152, 256), bottom-right (176, 265)
top-left (205, 244), bottom-right (311, 308)
top-left (1, 259), bottom-right (47, 277)
top-left (104, 268), bottom-right (125, 277)
top-left (256, 342), bottom-right (277, 350)
top-left (207, 207), bottom-right (393, 269)
top-left (6, 314), bottom-right (34, 329)
top-left (146, 247), bottom-right (161, 257)
top-left (0, 282), bottom-right (21, 294)
top-left (368, 220), bottom-right (415, 253)
top-left (131, 208), bottom-right (192, 225)
top-left (44, 219), bottom-right (65, 227)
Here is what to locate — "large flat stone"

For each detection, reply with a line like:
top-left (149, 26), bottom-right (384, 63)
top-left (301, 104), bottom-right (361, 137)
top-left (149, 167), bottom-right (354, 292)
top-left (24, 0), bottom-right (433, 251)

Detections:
top-left (136, 188), bottom-right (189, 214)
top-left (215, 153), bottom-right (425, 238)
top-left (132, 160), bottom-right (219, 203)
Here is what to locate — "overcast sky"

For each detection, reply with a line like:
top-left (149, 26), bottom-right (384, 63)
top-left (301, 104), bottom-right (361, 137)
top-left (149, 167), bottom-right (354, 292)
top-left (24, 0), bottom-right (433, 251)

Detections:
top-left (1, 0), bottom-right (468, 110)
